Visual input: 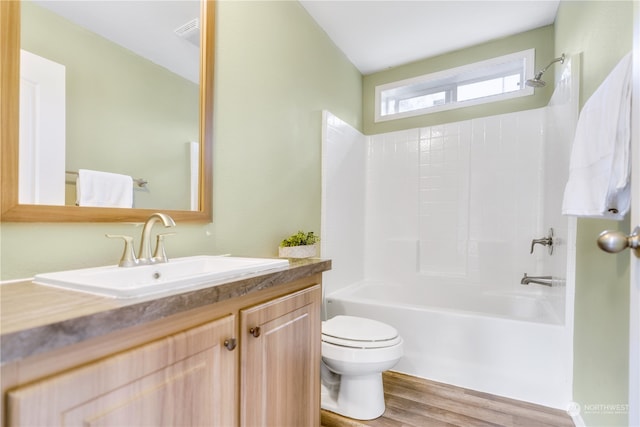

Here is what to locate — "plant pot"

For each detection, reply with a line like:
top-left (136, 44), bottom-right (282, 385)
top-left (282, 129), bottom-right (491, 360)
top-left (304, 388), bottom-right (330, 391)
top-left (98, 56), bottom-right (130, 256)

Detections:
top-left (278, 244), bottom-right (318, 259)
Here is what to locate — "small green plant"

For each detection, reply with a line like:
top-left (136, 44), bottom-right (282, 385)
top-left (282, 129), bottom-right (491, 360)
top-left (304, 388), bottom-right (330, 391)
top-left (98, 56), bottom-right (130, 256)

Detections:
top-left (280, 231), bottom-right (319, 247)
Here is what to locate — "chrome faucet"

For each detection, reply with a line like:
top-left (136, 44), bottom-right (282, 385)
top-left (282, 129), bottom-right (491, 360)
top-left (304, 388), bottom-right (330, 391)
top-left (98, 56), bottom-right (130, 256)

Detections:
top-left (520, 273), bottom-right (553, 287)
top-left (138, 213), bottom-right (176, 264)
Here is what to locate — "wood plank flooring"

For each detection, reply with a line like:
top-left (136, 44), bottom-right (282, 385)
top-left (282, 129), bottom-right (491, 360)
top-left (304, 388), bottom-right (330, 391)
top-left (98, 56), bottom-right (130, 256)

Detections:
top-left (321, 372), bottom-right (575, 427)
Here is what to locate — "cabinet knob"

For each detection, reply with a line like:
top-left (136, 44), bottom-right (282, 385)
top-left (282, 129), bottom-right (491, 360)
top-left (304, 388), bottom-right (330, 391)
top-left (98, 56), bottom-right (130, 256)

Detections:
top-left (223, 338), bottom-right (237, 351)
top-left (249, 326), bottom-right (261, 337)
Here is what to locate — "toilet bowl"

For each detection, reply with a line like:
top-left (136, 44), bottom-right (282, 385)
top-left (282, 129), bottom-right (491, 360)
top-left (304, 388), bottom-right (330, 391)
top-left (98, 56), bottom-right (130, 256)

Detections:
top-left (320, 315), bottom-right (403, 420)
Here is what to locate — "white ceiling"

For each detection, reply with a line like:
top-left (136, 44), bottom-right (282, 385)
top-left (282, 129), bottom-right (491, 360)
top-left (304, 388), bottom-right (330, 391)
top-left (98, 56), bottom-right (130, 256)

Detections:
top-left (32, 1), bottom-right (560, 80)
top-left (32, 1), bottom-right (201, 83)
top-left (299, 0), bottom-right (560, 75)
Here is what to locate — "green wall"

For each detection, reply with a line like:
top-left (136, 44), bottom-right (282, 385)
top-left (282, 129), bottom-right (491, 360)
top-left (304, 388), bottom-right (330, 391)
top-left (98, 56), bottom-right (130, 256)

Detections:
top-left (362, 25), bottom-right (554, 135)
top-left (0, 0), bottom-right (362, 279)
top-left (22, 2), bottom-right (200, 210)
top-left (555, 2), bottom-right (633, 426)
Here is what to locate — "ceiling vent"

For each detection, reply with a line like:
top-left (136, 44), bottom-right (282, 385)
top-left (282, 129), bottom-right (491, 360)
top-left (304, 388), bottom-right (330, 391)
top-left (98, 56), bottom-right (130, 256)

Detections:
top-left (174, 18), bottom-right (200, 47)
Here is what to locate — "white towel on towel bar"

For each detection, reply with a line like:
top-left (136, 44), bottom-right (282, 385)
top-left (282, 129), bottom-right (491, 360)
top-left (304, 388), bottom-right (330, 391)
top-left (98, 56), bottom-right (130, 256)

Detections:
top-left (76, 169), bottom-right (134, 208)
top-left (562, 52), bottom-right (632, 220)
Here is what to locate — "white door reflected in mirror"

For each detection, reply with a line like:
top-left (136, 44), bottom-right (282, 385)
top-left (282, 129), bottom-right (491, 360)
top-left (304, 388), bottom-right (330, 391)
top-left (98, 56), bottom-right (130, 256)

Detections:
top-left (19, 49), bottom-right (66, 205)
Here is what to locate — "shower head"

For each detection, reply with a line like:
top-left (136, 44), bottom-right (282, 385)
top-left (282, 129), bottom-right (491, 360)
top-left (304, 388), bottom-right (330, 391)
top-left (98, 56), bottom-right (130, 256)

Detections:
top-left (525, 75), bottom-right (547, 87)
top-left (525, 53), bottom-right (566, 88)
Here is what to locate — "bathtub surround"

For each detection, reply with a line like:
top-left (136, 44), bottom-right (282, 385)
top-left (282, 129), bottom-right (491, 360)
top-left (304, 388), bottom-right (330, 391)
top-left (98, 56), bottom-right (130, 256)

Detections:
top-left (321, 56), bottom-right (577, 409)
top-left (544, 56), bottom-right (580, 325)
top-left (320, 112), bottom-right (367, 297)
top-left (365, 109), bottom-right (547, 291)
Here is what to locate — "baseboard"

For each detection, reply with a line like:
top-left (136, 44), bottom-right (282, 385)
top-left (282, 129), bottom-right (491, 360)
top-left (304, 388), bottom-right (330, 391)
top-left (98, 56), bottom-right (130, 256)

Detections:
top-left (571, 413), bottom-right (586, 427)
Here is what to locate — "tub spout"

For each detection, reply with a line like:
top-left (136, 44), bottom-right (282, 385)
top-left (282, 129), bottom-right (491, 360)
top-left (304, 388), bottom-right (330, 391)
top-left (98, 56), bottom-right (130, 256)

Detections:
top-left (520, 273), bottom-right (553, 286)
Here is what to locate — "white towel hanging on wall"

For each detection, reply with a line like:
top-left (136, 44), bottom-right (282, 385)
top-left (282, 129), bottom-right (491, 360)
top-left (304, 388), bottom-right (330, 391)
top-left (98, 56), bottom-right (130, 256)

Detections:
top-left (562, 52), bottom-right (633, 220)
top-left (76, 169), bottom-right (134, 208)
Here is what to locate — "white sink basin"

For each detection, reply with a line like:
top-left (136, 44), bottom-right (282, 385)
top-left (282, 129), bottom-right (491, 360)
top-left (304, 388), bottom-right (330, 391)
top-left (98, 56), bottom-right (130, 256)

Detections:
top-left (33, 256), bottom-right (289, 299)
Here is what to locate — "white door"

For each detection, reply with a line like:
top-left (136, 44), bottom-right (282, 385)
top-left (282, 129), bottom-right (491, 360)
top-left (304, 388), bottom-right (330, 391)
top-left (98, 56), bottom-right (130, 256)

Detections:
top-left (627, 4), bottom-right (639, 425)
top-left (19, 49), bottom-right (66, 205)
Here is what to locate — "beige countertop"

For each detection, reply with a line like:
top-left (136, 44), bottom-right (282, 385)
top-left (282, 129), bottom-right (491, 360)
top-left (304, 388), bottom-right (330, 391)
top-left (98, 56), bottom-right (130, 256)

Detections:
top-left (0, 258), bottom-right (331, 365)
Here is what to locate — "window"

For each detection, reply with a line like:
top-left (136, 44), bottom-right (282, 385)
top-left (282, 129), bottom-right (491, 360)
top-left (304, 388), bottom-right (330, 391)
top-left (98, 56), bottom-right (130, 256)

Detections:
top-left (375, 49), bottom-right (535, 122)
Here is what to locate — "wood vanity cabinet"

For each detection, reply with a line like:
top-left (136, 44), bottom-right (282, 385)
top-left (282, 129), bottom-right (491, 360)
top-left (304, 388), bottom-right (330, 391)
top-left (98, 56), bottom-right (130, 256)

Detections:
top-left (4, 282), bottom-right (322, 427)
top-left (7, 315), bottom-right (237, 426)
top-left (240, 284), bottom-right (321, 427)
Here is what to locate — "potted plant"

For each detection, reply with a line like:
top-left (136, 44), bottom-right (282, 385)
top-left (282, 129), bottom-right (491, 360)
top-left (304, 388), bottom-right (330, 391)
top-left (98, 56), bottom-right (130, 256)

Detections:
top-left (278, 231), bottom-right (319, 258)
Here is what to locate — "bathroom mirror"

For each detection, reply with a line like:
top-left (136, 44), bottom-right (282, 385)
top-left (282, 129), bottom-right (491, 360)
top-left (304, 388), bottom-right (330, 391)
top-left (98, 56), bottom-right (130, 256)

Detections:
top-left (0, 0), bottom-right (214, 222)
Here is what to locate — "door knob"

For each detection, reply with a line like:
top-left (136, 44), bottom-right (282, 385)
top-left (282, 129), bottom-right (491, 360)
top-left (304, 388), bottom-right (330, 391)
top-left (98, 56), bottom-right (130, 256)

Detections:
top-left (597, 226), bottom-right (640, 257)
top-left (249, 326), bottom-right (261, 337)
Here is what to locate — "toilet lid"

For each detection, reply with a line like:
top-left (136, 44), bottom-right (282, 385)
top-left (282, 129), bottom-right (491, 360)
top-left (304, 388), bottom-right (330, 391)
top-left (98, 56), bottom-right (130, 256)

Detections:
top-left (322, 315), bottom-right (401, 349)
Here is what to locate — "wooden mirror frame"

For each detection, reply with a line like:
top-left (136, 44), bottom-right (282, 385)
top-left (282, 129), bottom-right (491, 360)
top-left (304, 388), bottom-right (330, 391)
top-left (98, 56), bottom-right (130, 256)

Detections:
top-left (0, 0), bottom-right (213, 223)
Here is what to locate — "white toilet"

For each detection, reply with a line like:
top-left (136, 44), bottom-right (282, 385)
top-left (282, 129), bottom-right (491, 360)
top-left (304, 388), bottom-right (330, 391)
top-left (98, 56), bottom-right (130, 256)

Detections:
top-left (320, 315), bottom-right (403, 420)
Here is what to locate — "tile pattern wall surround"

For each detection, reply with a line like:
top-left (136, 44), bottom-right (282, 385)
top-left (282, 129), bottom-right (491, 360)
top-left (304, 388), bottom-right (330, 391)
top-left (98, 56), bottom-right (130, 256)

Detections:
top-left (419, 122), bottom-right (471, 277)
top-left (466, 109), bottom-right (546, 288)
top-left (366, 109), bottom-right (547, 291)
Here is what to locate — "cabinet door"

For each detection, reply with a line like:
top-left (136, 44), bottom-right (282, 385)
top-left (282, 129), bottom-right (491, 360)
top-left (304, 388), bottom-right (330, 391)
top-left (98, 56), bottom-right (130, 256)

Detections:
top-left (8, 315), bottom-right (237, 427)
top-left (240, 284), bottom-right (321, 427)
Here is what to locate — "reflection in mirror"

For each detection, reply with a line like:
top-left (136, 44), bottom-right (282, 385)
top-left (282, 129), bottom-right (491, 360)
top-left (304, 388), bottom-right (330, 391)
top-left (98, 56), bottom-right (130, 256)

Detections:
top-left (21, 1), bottom-right (199, 210)
top-left (0, 0), bottom-right (213, 222)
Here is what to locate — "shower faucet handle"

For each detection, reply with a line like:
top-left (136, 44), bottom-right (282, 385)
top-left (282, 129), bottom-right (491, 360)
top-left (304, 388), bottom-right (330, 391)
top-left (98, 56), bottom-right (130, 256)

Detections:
top-left (530, 228), bottom-right (554, 255)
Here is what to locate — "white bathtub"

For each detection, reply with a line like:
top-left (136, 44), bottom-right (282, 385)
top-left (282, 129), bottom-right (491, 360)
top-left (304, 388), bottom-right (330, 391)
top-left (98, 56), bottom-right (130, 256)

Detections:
top-left (324, 280), bottom-right (572, 409)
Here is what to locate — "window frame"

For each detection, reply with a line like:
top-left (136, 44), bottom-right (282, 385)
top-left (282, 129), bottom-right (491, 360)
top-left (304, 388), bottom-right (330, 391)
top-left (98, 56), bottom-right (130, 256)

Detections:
top-left (374, 49), bottom-right (535, 122)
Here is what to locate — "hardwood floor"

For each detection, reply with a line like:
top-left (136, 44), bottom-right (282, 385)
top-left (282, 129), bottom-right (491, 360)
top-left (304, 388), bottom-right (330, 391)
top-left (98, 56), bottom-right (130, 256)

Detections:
top-left (321, 371), bottom-right (575, 427)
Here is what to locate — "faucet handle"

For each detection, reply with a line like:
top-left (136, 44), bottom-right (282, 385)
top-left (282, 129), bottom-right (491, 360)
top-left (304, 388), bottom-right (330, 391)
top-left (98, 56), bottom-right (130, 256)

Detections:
top-left (106, 234), bottom-right (138, 267)
top-left (530, 228), bottom-right (554, 255)
top-left (152, 232), bottom-right (175, 264)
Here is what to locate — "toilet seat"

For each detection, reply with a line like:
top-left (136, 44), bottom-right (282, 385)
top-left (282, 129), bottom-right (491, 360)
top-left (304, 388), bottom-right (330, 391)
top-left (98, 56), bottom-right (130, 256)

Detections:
top-left (322, 315), bottom-right (401, 349)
